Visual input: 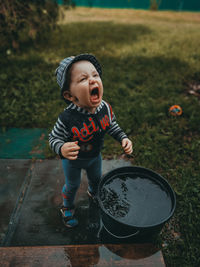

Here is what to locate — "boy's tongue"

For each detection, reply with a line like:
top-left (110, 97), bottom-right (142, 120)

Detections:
top-left (90, 93), bottom-right (99, 103)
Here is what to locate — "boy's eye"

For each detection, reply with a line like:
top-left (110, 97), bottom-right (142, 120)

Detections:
top-left (80, 77), bottom-right (86, 82)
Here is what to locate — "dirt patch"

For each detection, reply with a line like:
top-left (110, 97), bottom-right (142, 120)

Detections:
top-left (58, 7), bottom-right (200, 25)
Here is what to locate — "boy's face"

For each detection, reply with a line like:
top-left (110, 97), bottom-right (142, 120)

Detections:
top-left (63, 60), bottom-right (103, 113)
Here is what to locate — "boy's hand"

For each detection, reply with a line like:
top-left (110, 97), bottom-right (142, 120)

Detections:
top-left (61, 141), bottom-right (80, 160)
top-left (122, 138), bottom-right (133, 155)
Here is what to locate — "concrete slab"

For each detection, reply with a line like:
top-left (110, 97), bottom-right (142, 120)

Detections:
top-left (0, 244), bottom-right (165, 267)
top-left (0, 158), bottom-right (166, 266)
top-left (0, 159), bottom-right (32, 246)
top-left (2, 159), bottom-right (132, 247)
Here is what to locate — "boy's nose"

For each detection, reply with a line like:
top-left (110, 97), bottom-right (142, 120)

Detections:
top-left (89, 77), bottom-right (96, 84)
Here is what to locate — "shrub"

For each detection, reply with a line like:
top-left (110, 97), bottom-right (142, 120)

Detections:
top-left (0, 0), bottom-right (59, 51)
top-left (62, 0), bottom-right (76, 9)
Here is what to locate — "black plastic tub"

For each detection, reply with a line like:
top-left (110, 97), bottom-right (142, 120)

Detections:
top-left (97, 166), bottom-right (176, 240)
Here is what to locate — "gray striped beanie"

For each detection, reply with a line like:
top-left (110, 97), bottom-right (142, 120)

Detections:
top-left (55, 54), bottom-right (102, 96)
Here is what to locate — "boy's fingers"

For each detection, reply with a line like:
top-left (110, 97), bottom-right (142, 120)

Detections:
top-left (123, 142), bottom-right (133, 154)
top-left (68, 142), bottom-right (80, 150)
top-left (68, 155), bottom-right (78, 160)
top-left (122, 139), bottom-right (127, 147)
top-left (68, 141), bottom-right (79, 147)
top-left (123, 142), bottom-right (131, 150)
top-left (125, 147), bottom-right (132, 153)
top-left (69, 147), bottom-right (80, 152)
top-left (69, 150), bottom-right (79, 156)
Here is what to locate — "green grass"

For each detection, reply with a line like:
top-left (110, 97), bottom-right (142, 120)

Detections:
top-left (0, 7), bottom-right (200, 266)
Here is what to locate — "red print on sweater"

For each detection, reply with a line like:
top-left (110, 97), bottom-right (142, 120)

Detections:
top-left (72, 116), bottom-right (110, 142)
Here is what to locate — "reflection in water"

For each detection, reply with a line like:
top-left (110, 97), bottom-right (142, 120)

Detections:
top-left (100, 179), bottom-right (130, 218)
top-left (100, 175), bottom-right (172, 227)
top-left (63, 245), bottom-right (100, 267)
top-left (61, 244), bottom-right (160, 267)
top-left (0, 243), bottom-right (162, 266)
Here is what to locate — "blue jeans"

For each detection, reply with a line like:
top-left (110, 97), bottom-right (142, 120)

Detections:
top-left (62, 154), bottom-right (102, 208)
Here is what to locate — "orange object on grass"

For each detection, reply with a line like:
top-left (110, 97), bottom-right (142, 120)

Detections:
top-left (169, 105), bottom-right (182, 116)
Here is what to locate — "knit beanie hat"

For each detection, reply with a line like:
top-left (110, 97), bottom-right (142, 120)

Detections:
top-left (55, 54), bottom-right (102, 98)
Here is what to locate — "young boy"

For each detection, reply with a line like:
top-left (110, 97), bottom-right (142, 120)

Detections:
top-left (49, 54), bottom-right (132, 228)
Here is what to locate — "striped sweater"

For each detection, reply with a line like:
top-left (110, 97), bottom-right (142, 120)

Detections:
top-left (49, 100), bottom-right (127, 159)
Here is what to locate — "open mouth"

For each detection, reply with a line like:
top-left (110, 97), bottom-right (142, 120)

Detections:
top-left (90, 87), bottom-right (100, 103)
top-left (91, 87), bottom-right (99, 96)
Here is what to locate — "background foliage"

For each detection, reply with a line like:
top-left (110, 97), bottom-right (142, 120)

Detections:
top-left (0, 0), bottom-right (59, 51)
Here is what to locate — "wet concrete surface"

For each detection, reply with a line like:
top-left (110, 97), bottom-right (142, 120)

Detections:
top-left (0, 244), bottom-right (165, 267)
top-left (0, 158), bottom-right (133, 247)
top-left (0, 158), bottom-right (166, 266)
top-left (0, 159), bottom-right (32, 245)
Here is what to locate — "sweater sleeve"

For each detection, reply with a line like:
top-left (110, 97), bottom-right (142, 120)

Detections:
top-left (106, 103), bottom-right (128, 142)
top-left (49, 116), bottom-right (70, 156)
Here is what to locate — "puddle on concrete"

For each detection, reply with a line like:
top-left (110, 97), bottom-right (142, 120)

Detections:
top-left (0, 244), bottom-right (164, 266)
top-left (5, 159), bottom-right (132, 246)
top-left (1, 158), bottom-right (158, 246)
top-left (0, 159), bottom-right (166, 265)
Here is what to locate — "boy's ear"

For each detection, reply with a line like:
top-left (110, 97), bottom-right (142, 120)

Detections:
top-left (63, 91), bottom-right (74, 101)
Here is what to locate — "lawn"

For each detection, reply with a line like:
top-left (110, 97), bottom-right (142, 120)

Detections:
top-left (0, 7), bottom-right (200, 266)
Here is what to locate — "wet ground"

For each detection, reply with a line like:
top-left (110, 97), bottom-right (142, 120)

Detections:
top-left (0, 158), bottom-right (133, 247)
top-left (0, 158), bottom-right (165, 266)
top-left (0, 244), bottom-right (165, 267)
